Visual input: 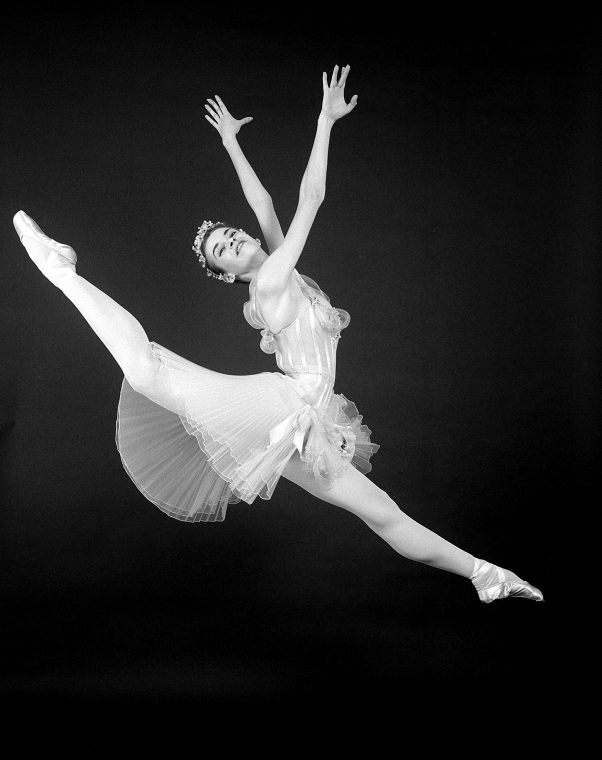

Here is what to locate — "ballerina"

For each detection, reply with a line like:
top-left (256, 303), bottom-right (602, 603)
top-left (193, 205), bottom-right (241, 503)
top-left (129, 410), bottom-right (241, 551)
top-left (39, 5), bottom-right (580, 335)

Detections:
top-left (13, 65), bottom-right (543, 603)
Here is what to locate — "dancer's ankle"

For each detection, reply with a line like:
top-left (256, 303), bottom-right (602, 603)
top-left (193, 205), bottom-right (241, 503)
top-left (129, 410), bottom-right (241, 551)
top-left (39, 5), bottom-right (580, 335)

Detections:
top-left (56, 270), bottom-right (78, 291)
top-left (471, 558), bottom-right (522, 590)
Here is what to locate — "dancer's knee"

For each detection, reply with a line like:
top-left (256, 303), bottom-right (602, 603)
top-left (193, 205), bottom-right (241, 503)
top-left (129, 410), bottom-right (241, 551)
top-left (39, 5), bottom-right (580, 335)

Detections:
top-left (124, 356), bottom-right (161, 396)
top-left (360, 493), bottom-right (403, 531)
top-left (125, 357), bottom-right (178, 414)
top-left (320, 467), bottom-right (402, 529)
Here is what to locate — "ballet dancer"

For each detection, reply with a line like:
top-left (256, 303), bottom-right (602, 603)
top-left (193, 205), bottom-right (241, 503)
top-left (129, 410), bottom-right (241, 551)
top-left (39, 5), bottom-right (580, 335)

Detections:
top-left (13, 65), bottom-right (543, 603)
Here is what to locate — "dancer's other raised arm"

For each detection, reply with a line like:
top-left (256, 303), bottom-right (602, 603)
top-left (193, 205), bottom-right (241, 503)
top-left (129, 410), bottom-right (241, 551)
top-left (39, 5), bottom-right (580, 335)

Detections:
top-left (256, 65), bottom-right (358, 294)
top-left (205, 95), bottom-right (285, 253)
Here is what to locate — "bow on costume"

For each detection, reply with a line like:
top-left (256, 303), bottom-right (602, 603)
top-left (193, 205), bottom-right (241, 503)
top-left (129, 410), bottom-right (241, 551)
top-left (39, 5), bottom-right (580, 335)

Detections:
top-left (268, 404), bottom-right (324, 455)
top-left (268, 403), bottom-right (356, 488)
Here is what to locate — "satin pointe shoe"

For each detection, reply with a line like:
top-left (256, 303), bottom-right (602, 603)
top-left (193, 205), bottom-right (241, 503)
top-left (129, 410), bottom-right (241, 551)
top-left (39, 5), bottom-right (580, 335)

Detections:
top-left (13, 210), bottom-right (77, 287)
top-left (478, 576), bottom-right (545, 603)
top-left (471, 559), bottom-right (544, 604)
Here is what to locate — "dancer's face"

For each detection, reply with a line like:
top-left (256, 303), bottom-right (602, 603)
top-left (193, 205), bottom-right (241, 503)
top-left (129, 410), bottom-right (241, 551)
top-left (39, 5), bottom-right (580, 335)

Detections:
top-left (204, 226), bottom-right (265, 278)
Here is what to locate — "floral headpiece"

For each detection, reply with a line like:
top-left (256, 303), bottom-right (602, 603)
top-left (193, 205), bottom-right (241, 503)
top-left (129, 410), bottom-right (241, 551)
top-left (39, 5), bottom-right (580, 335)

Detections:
top-left (192, 220), bottom-right (233, 281)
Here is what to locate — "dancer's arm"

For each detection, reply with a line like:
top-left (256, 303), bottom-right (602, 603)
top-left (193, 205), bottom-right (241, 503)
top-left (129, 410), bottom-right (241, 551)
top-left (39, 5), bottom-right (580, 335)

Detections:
top-left (205, 96), bottom-right (285, 253)
top-left (256, 65), bottom-right (357, 294)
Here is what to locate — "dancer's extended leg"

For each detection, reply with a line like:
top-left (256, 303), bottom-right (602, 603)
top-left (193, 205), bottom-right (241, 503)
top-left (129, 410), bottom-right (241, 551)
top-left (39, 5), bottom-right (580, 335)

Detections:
top-left (15, 211), bottom-right (177, 413)
top-left (282, 453), bottom-right (547, 606)
top-left (283, 452), bottom-right (477, 576)
top-left (283, 454), bottom-right (543, 600)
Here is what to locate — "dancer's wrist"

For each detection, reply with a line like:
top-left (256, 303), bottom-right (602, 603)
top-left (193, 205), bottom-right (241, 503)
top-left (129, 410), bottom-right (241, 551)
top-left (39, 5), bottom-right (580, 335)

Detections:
top-left (222, 134), bottom-right (239, 149)
top-left (318, 112), bottom-right (335, 127)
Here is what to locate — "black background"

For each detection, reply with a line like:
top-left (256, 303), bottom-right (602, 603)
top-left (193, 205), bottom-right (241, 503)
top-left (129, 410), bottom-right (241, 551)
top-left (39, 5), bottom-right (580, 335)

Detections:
top-left (0, 4), bottom-right (598, 724)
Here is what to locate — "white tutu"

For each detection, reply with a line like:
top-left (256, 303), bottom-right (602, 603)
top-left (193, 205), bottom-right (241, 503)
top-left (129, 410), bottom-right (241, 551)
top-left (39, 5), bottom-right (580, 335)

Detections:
top-left (115, 271), bottom-right (379, 522)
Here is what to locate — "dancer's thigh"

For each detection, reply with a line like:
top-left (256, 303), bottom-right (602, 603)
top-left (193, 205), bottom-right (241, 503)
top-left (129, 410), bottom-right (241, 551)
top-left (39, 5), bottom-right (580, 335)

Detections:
top-left (281, 451), bottom-right (399, 527)
top-left (140, 381), bottom-right (179, 415)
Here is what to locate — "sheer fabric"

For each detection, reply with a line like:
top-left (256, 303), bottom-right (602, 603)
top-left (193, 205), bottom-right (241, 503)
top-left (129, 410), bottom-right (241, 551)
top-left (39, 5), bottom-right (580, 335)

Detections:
top-left (116, 270), bottom-right (379, 521)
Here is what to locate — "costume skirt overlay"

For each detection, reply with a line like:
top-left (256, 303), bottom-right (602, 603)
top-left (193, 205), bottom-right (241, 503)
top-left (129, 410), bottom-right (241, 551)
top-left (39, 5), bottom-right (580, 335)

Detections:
top-left (116, 342), bottom-right (379, 522)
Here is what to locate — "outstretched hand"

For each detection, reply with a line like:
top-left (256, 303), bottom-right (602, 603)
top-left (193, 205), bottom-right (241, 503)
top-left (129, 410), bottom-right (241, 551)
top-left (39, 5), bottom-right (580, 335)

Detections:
top-left (321, 65), bottom-right (358, 122)
top-left (205, 96), bottom-right (253, 142)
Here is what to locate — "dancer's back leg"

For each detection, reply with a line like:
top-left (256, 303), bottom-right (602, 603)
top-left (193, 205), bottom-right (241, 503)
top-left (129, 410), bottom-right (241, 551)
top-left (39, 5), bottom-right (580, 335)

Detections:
top-left (282, 452), bottom-right (476, 576)
top-left (282, 451), bottom-right (545, 605)
top-left (14, 211), bottom-right (177, 414)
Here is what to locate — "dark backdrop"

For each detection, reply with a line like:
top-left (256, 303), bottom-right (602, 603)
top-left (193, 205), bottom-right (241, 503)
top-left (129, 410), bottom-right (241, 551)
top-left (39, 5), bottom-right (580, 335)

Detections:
top-left (0, 5), bottom-right (597, 721)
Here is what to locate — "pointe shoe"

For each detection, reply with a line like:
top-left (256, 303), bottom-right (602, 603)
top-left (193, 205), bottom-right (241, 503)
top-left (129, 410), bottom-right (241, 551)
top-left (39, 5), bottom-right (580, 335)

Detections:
top-left (13, 210), bottom-right (77, 287)
top-left (477, 577), bottom-right (545, 603)
top-left (472, 560), bottom-right (544, 603)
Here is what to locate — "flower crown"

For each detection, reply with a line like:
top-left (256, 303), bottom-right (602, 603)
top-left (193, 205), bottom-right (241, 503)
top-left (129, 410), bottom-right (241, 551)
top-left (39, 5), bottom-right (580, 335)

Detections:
top-left (192, 220), bottom-right (230, 280)
top-left (192, 220), bottom-right (261, 284)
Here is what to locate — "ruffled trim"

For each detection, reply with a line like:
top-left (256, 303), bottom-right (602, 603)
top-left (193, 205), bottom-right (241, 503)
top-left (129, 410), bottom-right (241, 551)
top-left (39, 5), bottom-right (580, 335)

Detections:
top-left (243, 270), bottom-right (350, 355)
top-left (262, 388), bottom-right (379, 489)
top-left (301, 393), bottom-right (379, 488)
top-left (116, 380), bottom-right (238, 523)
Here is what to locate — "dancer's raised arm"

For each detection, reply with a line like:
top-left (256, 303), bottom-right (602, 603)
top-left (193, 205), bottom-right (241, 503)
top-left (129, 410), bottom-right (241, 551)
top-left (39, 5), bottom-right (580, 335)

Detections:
top-left (256, 65), bottom-right (358, 294)
top-left (205, 95), bottom-right (285, 253)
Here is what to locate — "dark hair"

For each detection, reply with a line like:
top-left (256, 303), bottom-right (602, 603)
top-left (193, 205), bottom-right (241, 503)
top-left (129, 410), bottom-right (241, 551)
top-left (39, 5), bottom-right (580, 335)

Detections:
top-left (201, 221), bottom-right (250, 285)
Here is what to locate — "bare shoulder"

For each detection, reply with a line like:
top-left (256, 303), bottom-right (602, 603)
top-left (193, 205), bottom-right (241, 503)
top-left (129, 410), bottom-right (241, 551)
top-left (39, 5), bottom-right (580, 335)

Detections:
top-left (255, 273), bottom-right (307, 335)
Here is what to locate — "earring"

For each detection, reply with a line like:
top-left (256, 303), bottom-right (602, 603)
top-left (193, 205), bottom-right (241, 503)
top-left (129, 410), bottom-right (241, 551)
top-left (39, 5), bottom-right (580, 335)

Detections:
top-left (256, 238), bottom-right (261, 244)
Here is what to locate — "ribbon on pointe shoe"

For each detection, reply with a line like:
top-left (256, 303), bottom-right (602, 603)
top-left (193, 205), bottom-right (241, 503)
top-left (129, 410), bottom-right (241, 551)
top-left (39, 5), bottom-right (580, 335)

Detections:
top-left (470, 559), bottom-right (504, 591)
top-left (470, 558), bottom-right (544, 602)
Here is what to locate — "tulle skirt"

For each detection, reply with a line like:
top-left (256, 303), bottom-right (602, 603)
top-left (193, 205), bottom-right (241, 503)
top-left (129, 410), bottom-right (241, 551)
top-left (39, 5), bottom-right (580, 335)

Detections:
top-left (115, 342), bottom-right (379, 522)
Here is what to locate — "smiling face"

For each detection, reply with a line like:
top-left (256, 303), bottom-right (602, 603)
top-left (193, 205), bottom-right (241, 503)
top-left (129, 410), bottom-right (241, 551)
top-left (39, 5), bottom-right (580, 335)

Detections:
top-left (203, 226), bottom-right (268, 282)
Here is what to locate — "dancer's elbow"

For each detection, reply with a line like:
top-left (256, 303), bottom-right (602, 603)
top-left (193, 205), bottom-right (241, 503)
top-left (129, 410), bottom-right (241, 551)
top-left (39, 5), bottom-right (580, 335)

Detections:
top-left (299, 187), bottom-right (325, 205)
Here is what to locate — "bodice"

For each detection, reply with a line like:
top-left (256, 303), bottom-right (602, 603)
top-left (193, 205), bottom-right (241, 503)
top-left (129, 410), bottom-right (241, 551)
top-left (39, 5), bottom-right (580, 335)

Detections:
top-left (243, 270), bottom-right (350, 407)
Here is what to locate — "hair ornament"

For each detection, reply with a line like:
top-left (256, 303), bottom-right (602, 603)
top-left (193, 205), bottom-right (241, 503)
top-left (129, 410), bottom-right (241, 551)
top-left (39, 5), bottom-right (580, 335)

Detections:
top-left (193, 220), bottom-right (232, 282)
top-left (193, 220), bottom-right (221, 269)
